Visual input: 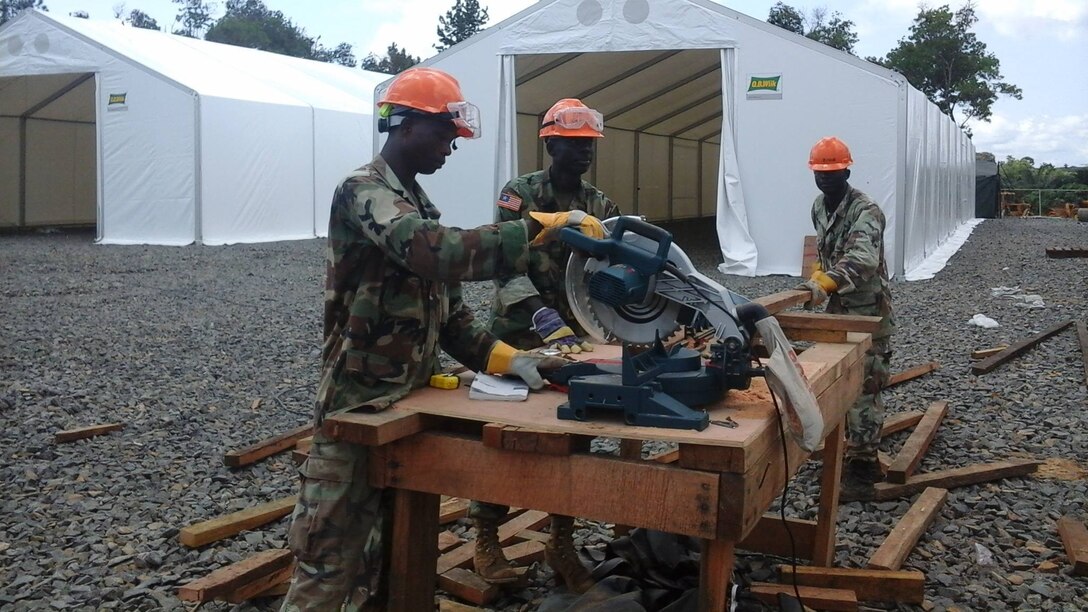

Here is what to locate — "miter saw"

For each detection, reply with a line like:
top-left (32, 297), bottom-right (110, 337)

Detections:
top-left (550, 216), bottom-right (824, 451)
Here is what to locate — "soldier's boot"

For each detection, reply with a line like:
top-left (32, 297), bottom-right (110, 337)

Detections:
top-left (840, 458), bottom-right (884, 502)
top-left (545, 515), bottom-right (595, 594)
top-left (473, 518), bottom-right (519, 584)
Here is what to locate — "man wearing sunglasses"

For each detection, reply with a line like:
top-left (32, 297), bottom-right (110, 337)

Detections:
top-left (470, 98), bottom-right (620, 594)
top-left (281, 70), bottom-right (607, 611)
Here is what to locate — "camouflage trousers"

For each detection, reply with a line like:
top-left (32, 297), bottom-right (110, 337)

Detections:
top-left (281, 432), bottom-right (389, 612)
top-left (845, 337), bottom-right (892, 463)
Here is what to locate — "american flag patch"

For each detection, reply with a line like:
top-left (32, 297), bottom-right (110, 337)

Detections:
top-left (497, 192), bottom-right (522, 212)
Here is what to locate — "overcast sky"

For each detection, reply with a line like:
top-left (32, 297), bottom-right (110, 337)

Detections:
top-left (40, 0), bottom-right (1088, 166)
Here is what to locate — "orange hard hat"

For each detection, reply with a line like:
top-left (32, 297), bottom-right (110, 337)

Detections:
top-left (377, 67), bottom-right (481, 139)
top-left (539, 98), bottom-right (604, 138)
top-left (808, 137), bottom-right (853, 171)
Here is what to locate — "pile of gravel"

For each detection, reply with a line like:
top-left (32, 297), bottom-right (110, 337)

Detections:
top-left (1, 217), bottom-right (1085, 611)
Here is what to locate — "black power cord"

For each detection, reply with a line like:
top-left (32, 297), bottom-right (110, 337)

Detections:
top-left (767, 379), bottom-right (805, 608)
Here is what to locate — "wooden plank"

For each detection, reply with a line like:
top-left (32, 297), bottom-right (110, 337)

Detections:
top-left (873, 459), bottom-right (1040, 501)
top-left (481, 423), bottom-right (574, 455)
top-left (868, 487), bottom-right (948, 570)
top-left (54, 423), bottom-right (124, 443)
top-left (1077, 322), bottom-right (1088, 387)
top-left (971, 320), bottom-right (1074, 375)
top-left (813, 421), bottom-right (845, 566)
top-left (1057, 515), bottom-right (1088, 576)
top-left (773, 312), bottom-right (884, 334)
top-left (179, 496), bottom-right (298, 548)
top-left (782, 328), bottom-right (848, 343)
top-left (323, 408), bottom-right (436, 447)
top-left (698, 539), bottom-right (734, 612)
top-left (503, 539), bottom-right (546, 565)
top-left (223, 423), bottom-right (312, 467)
top-left (436, 510), bottom-right (550, 575)
top-left (752, 289), bottom-right (811, 314)
top-left (882, 411), bottom-right (925, 437)
top-left (970, 345), bottom-right (1008, 360)
top-left (737, 514), bottom-right (817, 560)
top-left (1045, 247), bottom-right (1088, 258)
top-left (387, 489), bottom-right (440, 612)
top-left (438, 530), bottom-right (461, 553)
top-left (648, 448), bottom-right (679, 464)
top-left (886, 401), bottom-right (949, 484)
top-left (777, 565), bottom-right (925, 604)
top-left (515, 529), bottom-right (549, 544)
top-left (440, 497), bottom-right (471, 524)
top-left (177, 549), bottom-right (293, 602)
top-left (223, 562), bottom-right (295, 603)
top-left (439, 600), bottom-right (485, 612)
top-left (885, 361), bottom-right (939, 388)
top-left (801, 235), bottom-right (819, 278)
top-left (437, 567), bottom-right (499, 606)
top-left (749, 582), bottom-right (858, 611)
top-left (372, 432), bottom-right (720, 540)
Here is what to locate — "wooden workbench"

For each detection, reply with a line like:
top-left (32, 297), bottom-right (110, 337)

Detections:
top-left (323, 325), bottom-right (870, 611)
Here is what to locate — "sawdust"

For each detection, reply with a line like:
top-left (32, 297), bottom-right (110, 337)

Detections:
top-left (1034, 458), bottom-right (1088, 481)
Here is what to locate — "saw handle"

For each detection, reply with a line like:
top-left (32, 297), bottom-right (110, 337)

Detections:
top-left (559, 215), bottom-right (673, 275)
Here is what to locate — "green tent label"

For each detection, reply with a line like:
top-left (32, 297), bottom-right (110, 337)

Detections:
top-left (746, 74), bottom-right (783, 99)
top-left (108, 93), bottom-right (126, 105)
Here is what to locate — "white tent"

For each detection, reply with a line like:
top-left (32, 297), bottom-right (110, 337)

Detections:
top-left (381, 0), bottom-right (975, 277)
top-left (0, 10), bottom-right (388, 245)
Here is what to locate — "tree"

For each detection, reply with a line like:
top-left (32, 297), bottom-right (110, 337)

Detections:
top-left (172, 0), bottom-right (212, 38)
top-left (127, 9), bottom-right (160, 30)
top-left (312, 41), bottom-right (356, 67)
top-left (766, 2), bottom-right (858, 54)
top-left (435, 0), bottom-right (488, 51)
top-left (205, 0), bottom-right (312, 58)
top-left (1, 0), bottom-right (47, 26)
top-left (360, 43), bottom-right (419, 75)
top-left (877, 2), bottom-right (1021, 129)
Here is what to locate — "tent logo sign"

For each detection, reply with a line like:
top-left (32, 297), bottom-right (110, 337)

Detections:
top-left (107, 93), bottom-right (128, 111)
top-left (746, 74), bottom-right (782, 100)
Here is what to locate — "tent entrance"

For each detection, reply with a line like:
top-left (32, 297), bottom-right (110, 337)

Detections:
top-left (0, 72), bottom-right (97, 231)
top-left (513, 50), bottom-right (722, 222)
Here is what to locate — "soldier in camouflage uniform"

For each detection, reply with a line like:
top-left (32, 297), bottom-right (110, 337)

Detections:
top-left (796, 136), bottom-right (895, 502)
top-left (281, 68), bottom-right (606, 612)
top-left (470, 99), bottom-right (618, 594)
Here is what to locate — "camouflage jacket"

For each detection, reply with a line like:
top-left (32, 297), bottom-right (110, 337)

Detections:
top-left (316, 155), bottom-right (533, 422)
top-left (811, 185), bottom-right (895, 340)
top-left (490, 168), bottom-right (619, 347)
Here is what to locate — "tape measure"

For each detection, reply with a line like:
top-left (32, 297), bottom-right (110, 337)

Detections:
top-left (429, 373), bottom-right (459, 390)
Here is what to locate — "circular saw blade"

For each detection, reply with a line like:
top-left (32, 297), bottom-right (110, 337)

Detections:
top-left (565, 216), bottom-right (683, 345)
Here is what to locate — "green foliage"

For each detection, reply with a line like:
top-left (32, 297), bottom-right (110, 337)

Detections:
top-left (878, 2), bottom-right (1021, 128)
top-left (360, 43), bottom-right (419, 75)
top-left (172, 0), bottom-right (212, 38)
top-left (312, 41), bottom-right (356, 67)
top-left (1000, 157), bottom-right (1088, 211)
top-left (204, 0), bottom-right (356, 66)
top-left (127, 9), bottom-right (160, 30)
top-left (1, 0), bottom-right (47, 26)
top-left (435, 0), bottom-right (488, 51)
top-left (766, 3), bottom-right (858, 54)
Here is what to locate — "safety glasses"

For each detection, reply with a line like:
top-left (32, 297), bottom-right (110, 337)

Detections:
top-left (549, 107), bottom-right (604, 133)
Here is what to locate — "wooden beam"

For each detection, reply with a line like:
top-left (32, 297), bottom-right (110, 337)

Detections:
top-left (867, 487), bottom-right (948, 570)
top-left (371, 432), bottom-right (720, 539)
top-left (503, 539), bottom-right (546, 565)
top-left (698, 539), bottom-right (734, 612)
top-left (751, 289), bottom-right (810, 314)
top-left (777, 565), bottom-right (924, 604)
top-left (886, 401), bottom-right (949, 484)
top-left (438, 530), bottom-right (461, 553)
top-left (782, 328), bottom-right (848, 343)
top-left (882, 411), bottom-right (925, 437)
top-left (737, 514), bottom-right (817, 560)
top-left (813, 421), bottom-right (845, 566)
top-left (971, 320), bottom-right (1074, 375)
top-left (647, 448), bottom-right (679, 464)
top-left (749, 582), bottom-right (858, 611)
top-left (55, 423), bottom-right (124, 443)
top-left (481, 423), bottom-right (574, 455)
top-left (440, 497), bottom-right (471, 524)
top-left (873, 459), bottom-right (1039, 501)
top-left (885, 362), bottom-right (939, 388)
top-left (387, 489), bottom-right (440, 612)
top-left (1077, 322), bottom-right (1088, 387)
top-left (223, 423), bottom-right (313, 467)
top-left (180, 496), bottom-right (298, 548)
top-left (223, 561), bottom-right (295, 603)
top-left (323, 408), bottom-right (435, 447)
top-left (801, 235), bottom-right (819, 278)
top-left (438, 567), bottom-right (499, 606)
top-left (774, 312), bottom-right (884, 334)
top-left (970, 345), bottom-right (1008, 360)
top-left (1057, 516), bottom-right (1088, 576)
top-left (1045, 247), bottom-right (1088, 258)
top-left (177, 549), bottom-right (293, 602)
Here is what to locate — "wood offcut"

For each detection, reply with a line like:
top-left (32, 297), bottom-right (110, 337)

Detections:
top-left (868, 487), bottom-right (948, 570)
top-left (885, 361), bottom-right (939, 388)
top-left (776, 565), bottom-right (925, 604)
top-left (886, 401), bottom-right (949, 484)
top-left (177, 549), bottom-right (293, 602)
top-left (873, 459), bottom-right (1039, 500)
top-left (223, 423), bottom-right (313, 467)
top-left (1057, 516), bottom-right (1088, 576)
top-left (55, 423), bottom-right (124, 443)
top-left (971, 321), bottom-right (1074, 375)
top-left (180, 496), bottom-right (298, 548)
top-left (1044, 247), bottom-right (1088, 258)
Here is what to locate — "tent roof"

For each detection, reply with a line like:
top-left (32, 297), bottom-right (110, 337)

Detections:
top-left (0, 10), bottom-right (388, 112)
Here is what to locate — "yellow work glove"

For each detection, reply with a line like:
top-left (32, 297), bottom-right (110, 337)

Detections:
top-left (484, 342), bottom-right (568, 390)
top-left (528, 210), bottom-right (606, 246)
top-left (795, 270), bottom-right (837, 310)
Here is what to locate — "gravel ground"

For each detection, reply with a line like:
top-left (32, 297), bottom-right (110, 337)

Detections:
top-left (1, 217), bottom-right (1086, 611)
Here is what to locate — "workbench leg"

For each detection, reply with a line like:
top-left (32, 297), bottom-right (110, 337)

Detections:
top-left (386, 488), bottom-right (440, 612)
top-left (698, 538), bottom-right (735, 612)
top-left (812, 419), bottom-right (845, 566)
top-left (613, 439), bottom-right (644, 537)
